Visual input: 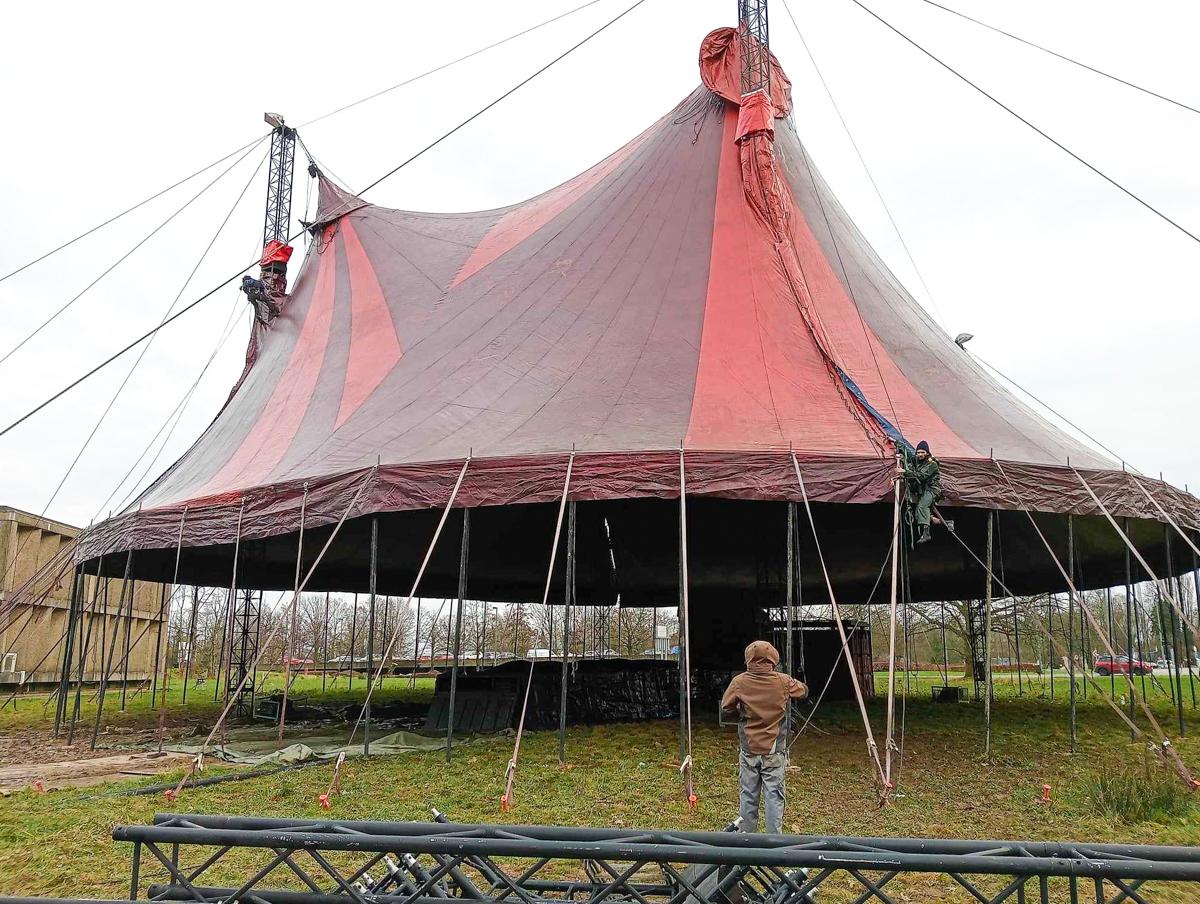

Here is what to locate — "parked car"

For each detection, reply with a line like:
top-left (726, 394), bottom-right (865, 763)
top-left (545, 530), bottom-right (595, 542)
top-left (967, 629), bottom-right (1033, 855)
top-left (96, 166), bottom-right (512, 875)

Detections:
top-left (1094, 655), bottom-right (1152, 676)
top-left (525, 648), bottom-right (552, 659)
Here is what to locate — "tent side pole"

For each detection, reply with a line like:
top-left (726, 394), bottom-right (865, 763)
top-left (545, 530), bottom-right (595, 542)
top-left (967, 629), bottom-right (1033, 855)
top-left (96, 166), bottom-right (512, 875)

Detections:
top-left (280, 485), bottom-right (308, 745)
top-left (447, 508), bottom-right (470, 764)
top-left (785, 500), bottom-right (795, 742)
top-left (365, 518), bottom-right (378, 757)
top-left (1067, 515), bottom-right (1077, 753)
top-left (119, 576), bottom-right (135, 711)
top-left (1165, 526), bottom-right (1185, 735)
top-left (558, 502), bottom-right (575, 764)
top-left (92, 551), bottom-right (133, 749)
top-left (322, 592), bottom-right (330, 694)
top-left (53, 565), bottom-right (83, 735)
top-left (1125, 520), bottom-right (1136, 736)
top-left (984, 512), bottom-right (994, 759)
top-left (182, 587), bottom-right (198, 704)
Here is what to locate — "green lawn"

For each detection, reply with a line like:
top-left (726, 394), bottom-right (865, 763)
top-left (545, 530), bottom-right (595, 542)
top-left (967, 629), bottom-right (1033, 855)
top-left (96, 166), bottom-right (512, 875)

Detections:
top-left (0, 670), bottom-right (437, 736)
top-left (1, 673), bottom-right (1200, 900)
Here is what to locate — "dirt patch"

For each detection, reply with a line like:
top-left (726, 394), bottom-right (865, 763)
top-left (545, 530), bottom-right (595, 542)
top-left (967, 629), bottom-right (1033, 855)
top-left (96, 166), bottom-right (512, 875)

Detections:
top-left (0, 749), bottom-right (194, 793)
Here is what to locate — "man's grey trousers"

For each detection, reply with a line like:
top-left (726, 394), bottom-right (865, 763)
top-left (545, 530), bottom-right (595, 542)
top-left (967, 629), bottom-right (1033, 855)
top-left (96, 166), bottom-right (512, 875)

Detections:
top-left (738, 750), bottom-right (787, 833)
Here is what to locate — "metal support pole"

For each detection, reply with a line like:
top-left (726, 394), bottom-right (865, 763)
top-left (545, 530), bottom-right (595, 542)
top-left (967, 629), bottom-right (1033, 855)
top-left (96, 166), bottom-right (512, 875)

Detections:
top-left (785, 501), bottom-right (796, 678)
top-left (68, 557), bottom-right (103, 743)
top-left (150, 583), bottom-right (167, 708)
top-left (322, 592), bottom-right (330, 694)
top-left (984, 512), bottom-right (994, 759)
top-left (1047, 593), bottom-right (1055, 700)
top-left (182, 587), bottom-right (199, 705)
top-left (558, 503), bottom-right (576, 763)
top-left (347, 593), bottom-right (358, 692)
top-left (365, 518), bottom-right (378, 756)
top-left (93, 551), bottom-right (133, 749)
top-left (53, 565), bottom-right (83, 734)
top-left (1125, 519), bottom-right (1136, 735)
top-left (1166, 526), bottom-right (1185, 735)
top-left (884, 457), bottom-right (902, 781)
top-left (1105, 586), bottom-right (1117, 697)
top-left (447, 508), bottom-right (470, 763)
top-left (412, 596), bottom-right (422, 688)
top-left (1181, 568), bottom-right (1197, 709)
top-left (216, 503), bottom-right (246, 704)
top-left (1067, 516), bottom-right (1077, 753)
top-left (280, 486), bottom-right (308, 745)
top-left (119, 575), bottom-right (135, 711)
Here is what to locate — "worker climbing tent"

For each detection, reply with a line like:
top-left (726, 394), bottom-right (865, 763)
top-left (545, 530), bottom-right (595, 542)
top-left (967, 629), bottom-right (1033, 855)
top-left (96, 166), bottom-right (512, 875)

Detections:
top-left (77, 26), bottom-right (1200, 606)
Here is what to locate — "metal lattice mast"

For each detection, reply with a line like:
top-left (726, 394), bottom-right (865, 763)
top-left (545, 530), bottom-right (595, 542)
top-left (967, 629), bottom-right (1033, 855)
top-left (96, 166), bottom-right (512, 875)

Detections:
top-left (262, 114), bottom-right (297, 249)
top-left (226, 588), bottom-right (260, 718)
top-left (738, 0), bottom-right (770, 96)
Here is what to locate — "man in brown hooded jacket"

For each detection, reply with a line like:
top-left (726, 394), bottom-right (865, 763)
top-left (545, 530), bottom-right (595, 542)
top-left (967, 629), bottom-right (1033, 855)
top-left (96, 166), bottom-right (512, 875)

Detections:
top-left (720, 641), bottom-right (808, 834)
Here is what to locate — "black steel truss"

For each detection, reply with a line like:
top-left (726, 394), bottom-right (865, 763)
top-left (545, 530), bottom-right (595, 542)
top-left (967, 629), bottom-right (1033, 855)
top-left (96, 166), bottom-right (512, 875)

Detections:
top-left (95, 813), bottom-right (1200, 904)
top-left (738, 0), bottom-right (770, 97)
top-left (263, 123), bottom-right (297, 249)
top-left (225, 588), bottom-right (260, 718)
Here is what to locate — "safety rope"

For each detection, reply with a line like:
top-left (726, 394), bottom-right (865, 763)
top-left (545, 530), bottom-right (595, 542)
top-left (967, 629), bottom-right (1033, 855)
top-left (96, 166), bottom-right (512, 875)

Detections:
top-left (502, 451), bottom-right (574, 811)
top-left (790, 452), bottom-right (889, 792)
top-left (169, 468), bottom-right (374, 803)
top-left (679, 448), bottom-right (695, 808)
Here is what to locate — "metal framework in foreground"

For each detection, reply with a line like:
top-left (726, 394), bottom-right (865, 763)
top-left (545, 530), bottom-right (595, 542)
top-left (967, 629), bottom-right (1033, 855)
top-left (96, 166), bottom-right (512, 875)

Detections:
top-left (101, 814), bottom-right (1200, 904)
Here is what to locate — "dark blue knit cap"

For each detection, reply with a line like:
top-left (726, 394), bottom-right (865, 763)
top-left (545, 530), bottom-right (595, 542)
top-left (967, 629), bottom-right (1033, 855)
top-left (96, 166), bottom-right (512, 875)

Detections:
top-left (916, 440), bottom-right (930, 454)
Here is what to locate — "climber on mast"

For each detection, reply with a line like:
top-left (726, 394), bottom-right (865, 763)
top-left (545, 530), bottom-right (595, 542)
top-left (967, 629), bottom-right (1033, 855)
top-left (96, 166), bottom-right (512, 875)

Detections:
top-left (242, 112), bottom-right (297, 327)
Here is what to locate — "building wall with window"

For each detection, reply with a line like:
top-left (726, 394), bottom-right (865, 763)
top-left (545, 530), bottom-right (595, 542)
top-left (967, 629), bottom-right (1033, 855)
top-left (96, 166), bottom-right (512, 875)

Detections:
top-left (0, 506), bottom-right (169, 686)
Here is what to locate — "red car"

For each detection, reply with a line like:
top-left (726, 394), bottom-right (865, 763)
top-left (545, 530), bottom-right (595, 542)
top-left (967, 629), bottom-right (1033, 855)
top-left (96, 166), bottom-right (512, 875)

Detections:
top-left (1094, 655), bottom-right (1152, 676)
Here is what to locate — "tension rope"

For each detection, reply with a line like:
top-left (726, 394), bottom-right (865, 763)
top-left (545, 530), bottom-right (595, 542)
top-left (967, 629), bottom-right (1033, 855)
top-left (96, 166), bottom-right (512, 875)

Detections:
top-left (343, 458), bottom-right (472, 753)
top-left (0, 0), bottom-right (653, 441)
top-left (168, 468), bottom-right (373, 803)
top-left (502, 451), bottom-right (574, 811)
top-left (791, 452), bottom-right (889, 793)
top-left (1072, 467), bottom-right (1200, 642)
top-left (790, 538), bottom-right (894, 742)
top-left (913, 0), bottom-right (1200, 118)
top-left (937, 482), bottom-right (1197, 788)
top-left (0, 139), bottom-right (267, 370)
top-left (0, 0), bottom-right (613, 287)
top-left (847, 0), bottom-right (1200, 247)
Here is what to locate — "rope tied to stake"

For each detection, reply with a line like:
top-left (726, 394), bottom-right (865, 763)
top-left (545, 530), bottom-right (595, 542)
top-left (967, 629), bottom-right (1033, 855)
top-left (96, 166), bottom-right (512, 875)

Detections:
top-left (501, 451), bottom-right (575, 811)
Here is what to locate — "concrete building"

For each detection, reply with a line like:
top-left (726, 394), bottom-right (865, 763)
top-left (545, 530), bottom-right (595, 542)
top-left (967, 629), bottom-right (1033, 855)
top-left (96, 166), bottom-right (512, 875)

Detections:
top-left (0, 506), bottom-right (169, 687)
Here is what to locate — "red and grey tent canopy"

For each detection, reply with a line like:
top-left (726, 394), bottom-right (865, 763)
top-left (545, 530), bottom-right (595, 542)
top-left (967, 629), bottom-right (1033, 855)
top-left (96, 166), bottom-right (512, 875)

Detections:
top-left (80, 29), bottom-right (1198, 601)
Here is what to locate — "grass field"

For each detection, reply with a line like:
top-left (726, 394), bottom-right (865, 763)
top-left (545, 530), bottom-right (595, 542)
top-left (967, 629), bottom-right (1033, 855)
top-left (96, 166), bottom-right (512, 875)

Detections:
top-left (1, 670), bottom-right (1199, 900)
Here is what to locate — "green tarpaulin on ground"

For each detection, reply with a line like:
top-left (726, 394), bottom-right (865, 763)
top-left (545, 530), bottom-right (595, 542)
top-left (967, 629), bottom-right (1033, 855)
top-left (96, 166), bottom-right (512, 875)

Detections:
top-left (164, 728), bottom-right (471, 766)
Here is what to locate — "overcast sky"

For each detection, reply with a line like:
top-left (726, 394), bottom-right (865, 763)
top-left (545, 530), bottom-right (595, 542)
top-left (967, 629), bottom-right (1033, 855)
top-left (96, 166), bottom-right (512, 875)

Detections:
top-left (1, 0), bottom-right (1197, 530)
